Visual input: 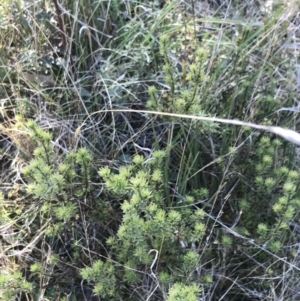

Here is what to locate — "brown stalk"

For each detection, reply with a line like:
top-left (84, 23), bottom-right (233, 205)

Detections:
top-left (52, 0), bottom-right (67, 51)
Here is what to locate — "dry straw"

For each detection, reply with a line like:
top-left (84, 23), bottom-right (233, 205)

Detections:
top-left (75, 109), bottom-right (300, 147)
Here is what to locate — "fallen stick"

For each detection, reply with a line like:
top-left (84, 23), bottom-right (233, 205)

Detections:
top-left (75, 109), bottom-right (300, 146)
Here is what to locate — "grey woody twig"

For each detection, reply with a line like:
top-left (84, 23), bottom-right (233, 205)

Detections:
top-left (76, 109), bottom-right (300, 147)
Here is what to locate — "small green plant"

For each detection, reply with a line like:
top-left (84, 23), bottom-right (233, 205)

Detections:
top-left (0, 121), bottom-right (112, 300)
top-left (80, 260), bottom-right (116, 297)
top-left (0, 271), bottom-right (33, 301)
top-left (167, 283), bottom-right (201, 301)
top-left (88, 149), bottom-right (210, 299)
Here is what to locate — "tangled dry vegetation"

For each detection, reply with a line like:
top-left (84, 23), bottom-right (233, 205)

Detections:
top-left (1, 0), bottom-right (300, 300)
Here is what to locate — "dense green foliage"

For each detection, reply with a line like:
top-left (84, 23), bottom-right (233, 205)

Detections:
top-left (1, 0), bottom-right (300, 300)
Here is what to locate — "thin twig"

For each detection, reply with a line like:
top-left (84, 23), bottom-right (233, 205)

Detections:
top-left (76, 109), bottom-right (300, 147)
